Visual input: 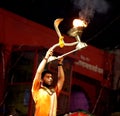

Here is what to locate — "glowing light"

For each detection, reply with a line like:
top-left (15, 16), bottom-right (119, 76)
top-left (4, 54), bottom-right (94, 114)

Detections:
top-left (73, 19), bottom-right (87, 28)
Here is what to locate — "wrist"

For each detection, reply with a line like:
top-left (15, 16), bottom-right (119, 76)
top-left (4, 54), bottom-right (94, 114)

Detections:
top-left (44, 57), bottom-right (48, 61)
top-left (58, 63), bottom-right (63, 66)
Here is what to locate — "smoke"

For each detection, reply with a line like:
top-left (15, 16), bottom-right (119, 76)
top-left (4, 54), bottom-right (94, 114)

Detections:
top-left (71, 0), bottom-right (109, 22)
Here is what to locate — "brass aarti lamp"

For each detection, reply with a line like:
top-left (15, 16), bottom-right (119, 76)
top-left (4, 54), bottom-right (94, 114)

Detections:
top-left (47, 18), bottom-right (88, 63)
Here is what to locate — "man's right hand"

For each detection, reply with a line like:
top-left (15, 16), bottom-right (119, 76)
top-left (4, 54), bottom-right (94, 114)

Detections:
top-left (45, 48), bottom-right (53, 59)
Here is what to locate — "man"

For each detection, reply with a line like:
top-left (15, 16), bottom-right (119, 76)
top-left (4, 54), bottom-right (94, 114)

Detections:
top-left (31, 48), bottom-right (65, 116)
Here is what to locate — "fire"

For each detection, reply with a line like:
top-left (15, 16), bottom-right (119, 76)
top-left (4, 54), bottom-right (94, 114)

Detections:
top-left (68, 18), bottom-right (88, 37)
top-left (73, 19), bottom-right (87, 28)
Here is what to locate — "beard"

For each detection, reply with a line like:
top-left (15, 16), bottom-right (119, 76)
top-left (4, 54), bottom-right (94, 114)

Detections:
top-left (43, 82), bottom-right (52, 88)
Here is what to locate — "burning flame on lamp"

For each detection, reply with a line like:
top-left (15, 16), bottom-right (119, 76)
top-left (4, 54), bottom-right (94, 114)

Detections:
top-left (68, 18), bottom-right (87, 37)
top-left (73, 19), bottom-right (87, 28)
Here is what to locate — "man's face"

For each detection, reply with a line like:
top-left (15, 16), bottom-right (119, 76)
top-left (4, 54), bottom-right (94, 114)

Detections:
top-left (43, 73), bottom-right (53, 86)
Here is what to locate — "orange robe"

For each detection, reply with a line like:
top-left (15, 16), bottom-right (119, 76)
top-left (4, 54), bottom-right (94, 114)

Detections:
top-left (32, 79), bottom-right (58, 116)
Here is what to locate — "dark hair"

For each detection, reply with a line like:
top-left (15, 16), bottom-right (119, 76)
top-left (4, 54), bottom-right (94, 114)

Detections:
top-left (41, 70), bottom-right (53, 79)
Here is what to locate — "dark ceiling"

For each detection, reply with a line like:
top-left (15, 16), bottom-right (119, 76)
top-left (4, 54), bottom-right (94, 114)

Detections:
top-left (1, 0), bottom-right (120, 51)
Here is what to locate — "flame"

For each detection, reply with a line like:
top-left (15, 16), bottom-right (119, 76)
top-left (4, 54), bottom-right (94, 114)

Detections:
top-left (73, 19), bottom-right (87, 28)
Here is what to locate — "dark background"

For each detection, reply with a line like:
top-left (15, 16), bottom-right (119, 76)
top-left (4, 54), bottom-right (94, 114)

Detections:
top-left (1, 0), bottom-right (120, 50)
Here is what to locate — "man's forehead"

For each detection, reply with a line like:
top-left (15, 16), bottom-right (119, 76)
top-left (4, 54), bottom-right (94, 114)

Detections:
top-left (45, 73), bottom-right (52, 76)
